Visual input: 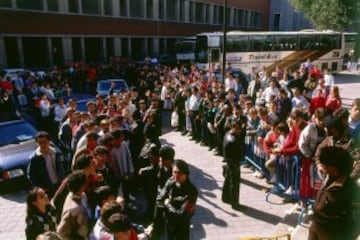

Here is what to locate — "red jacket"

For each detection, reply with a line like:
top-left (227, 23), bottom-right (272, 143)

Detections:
top-left (310, 96), bottom-right (326, 114)
top-left (281, 121), bottom-right (307, 155)
top-left (263, 131), bottom-right (278, 155)
top-left (0, 80), bottom-right (13, 93)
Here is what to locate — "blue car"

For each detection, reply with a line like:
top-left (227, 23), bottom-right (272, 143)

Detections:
top-left (96, 79), bottom-right (129, 97)
top-left (0, 119), bottom-right (38, 183)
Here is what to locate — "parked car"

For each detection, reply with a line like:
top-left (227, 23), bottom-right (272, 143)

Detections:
top-left (0, 119), bottom-right (38, 183)
top-left (0, 68), bottom-right (46, 81)
top-left (96, 79), bottom-right (129, 97)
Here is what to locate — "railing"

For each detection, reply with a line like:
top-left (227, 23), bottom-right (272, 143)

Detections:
top-left (244, 135), bottom-right (319, 225)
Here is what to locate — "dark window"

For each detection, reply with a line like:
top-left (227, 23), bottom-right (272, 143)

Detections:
top-left (219, 6), bottom-right (224, 25)
top-left (159, 38), bottom-right (165, 54)
top-left (167, 38), bottom-right (176, 55)
top-left (147, 38), bottom-right (154, 56)
top-left (166, 0), bottom-right (176, 20)
top-left (82, 0), bottom-right (99, 14)
top-left (331, 62), bottom-right (338, 71)
top-left (85, 38), bottom-right (102, 62)
top-left (249, 35), bottom-right (274, 51)
top-left (146, 0), bottom-right (153, 18)
top-left (0, 0), bottom-right (12, 8)
top-left (121, 38), bottom-right (129, 57)
top-left (51, 38), bottom-right (63, 66)
top-left (273, 13), bottom-right (281, 31)
top-left (119, 0), bottom-right (127, 17)
top-left (69, 0), bottom-right (79, 13)
top-left (189, 1), bottom-right (195, 22)
top-left (227, 35), bottom-right (248, 52)
top-left (17, 0), bottom-right (42, 10)
top-left (131, 38), bottom-right (144, 59)
top-left (104, 0), bottom-right (112, 15)
top-left (47, 0), bottom-right (58, 11)
top-left (205, 4), bottom-right (211, 23)
top-left (238, 9), bottom-right (244, 26)
top-left (72, 38), bottom-right (82, 61)
top-left (106, 38), bottom-right (114, 58)
top-left (273, 35), bottom-right (298, 50)
top-left (22, 37), bottom-right (48, 67)
top-left (130, 0), bottom-right (144, 18)
top-left (195, 2), bottom-right (203, 23)
top-left (179, 0), bottom-right (186, 21)
top-left (195, 36), bottom-right (208, 63)
top-left (226, 7), bottom-right (231, 25)
top-left (4, 37), bottom-right (20, 67)
top-left (319, 35), bottom-right (341, 50)
top-left (159, 0), bottom-right (164, 19)
top-left (213, 5), bottom-right (219, 24)
top-left (299, 35), bottom-right (320, 50)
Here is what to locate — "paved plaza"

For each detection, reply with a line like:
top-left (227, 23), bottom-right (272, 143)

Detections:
top-left (0, 72), bottom-right (359, 240)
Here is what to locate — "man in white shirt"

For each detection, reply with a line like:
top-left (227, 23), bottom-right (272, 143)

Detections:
top-left (261, 78), bottom-right (280, 103)
top-left (323, 68), bottom-right (334, 95)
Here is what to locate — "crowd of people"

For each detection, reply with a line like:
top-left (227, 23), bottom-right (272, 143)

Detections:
top-left (1, 56), bottom-right (360, 239)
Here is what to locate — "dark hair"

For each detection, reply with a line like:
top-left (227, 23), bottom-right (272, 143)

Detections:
top-left (100, 200), bottom-right (123, 224)
top-left (278, 122), bottom-right (290, 135)
top-left (290, 108), bottom-right (304, 120)
top-left (86, 131), bottom-right (99, 140)
top-left (94, 145), bottom-right (109, 155)
top-left (314, 108), bottom-right (326, 120)
top-left (319, 146), bottom-right (354, 175)
top-left (94, 186), bottom-right (114, 207)
top-left (83, 120), bottom-right (96, 128)
top-left (174, 159), bottom-right (190, 175)
top-left (26, 187), bottom-right (44, 222)
top-left (76, 154), bottom-right (93, 170)
top-left (35, 131), bottom-right (50, 141)
top-left (67, 170), bottom-right (87, 193)
top-left (159, 146), bottom-right (175, 161)
top-left (99, 133), bottom-right (114, 146)
top-left (111, 129), bottom-right (124, 139)
top-left (104, 213), bottom-right (132, 233)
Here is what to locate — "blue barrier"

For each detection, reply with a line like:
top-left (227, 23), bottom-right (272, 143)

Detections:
top-left (244, 134), bottom-right (317, 225)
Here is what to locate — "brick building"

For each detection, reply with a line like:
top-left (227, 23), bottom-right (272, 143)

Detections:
top-left (0, 0), bottom-right (269, 68)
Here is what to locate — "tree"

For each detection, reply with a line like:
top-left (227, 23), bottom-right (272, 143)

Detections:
top-left (290, 0), bottom-right (360, 31)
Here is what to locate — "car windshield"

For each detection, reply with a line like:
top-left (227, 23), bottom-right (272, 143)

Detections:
top-left (97, 80), bottom-right (128, 93)
top-left (0, 121), bottom-right (37, 146)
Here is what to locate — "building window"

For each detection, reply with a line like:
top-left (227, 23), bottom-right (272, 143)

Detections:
top-left (130, 0), bottom-right (144, 18)
top-left (226, 7), bottom-right (231, 25)
top-left (147, 38), bottom-right (154, 56)
top-left (0, 0), bottom-right (12, 8)
top-left (106, 38), bottom-right (114, 58)
top-left (131, 38), bottom-right (144, 59)
top-left (85, 38), bottom-right (102, 62)
top-left (104, 0), bottom-right (112, 15)
top-left (237, 9), bottom-right (244, 26)
top-left (213, 5), bottom-right (219, 24)
top-left (82, 0), bottom-right (99, 14)
top-left (255, 12), bottom-right (262, 28)
top-left (159, 0), bottom-right (165, 19)
top-left (243, 10), bottom-right (249, 27)
top-left (121, 38), bottom-right (129, 57)
top-left (195, 2), bottom-right (203, 23)
top-left (166, 0), bottom-right (176, 21)
top-left (189, 1), bottom-right (195, 22)
top-left (273, 13), bottom-right (281, 31)
top-left (17, 0), bottom-right (43, 10)
top-left (47, 0), bottom-right (58, 11)
top-left (205, 4), bottom-right (210, 23)
top-left (146, 0), bottom-right (153, 19)
top-left (179, 0), bottom-right (186, 21)
top-left (119, 0), bottom-right (128, 17)
top-left (4, 37), bottom-right (20, 67)
top-left (68, 0), bottom-right (79, 13)
top-left (219, 6), bottom-right (224, 25)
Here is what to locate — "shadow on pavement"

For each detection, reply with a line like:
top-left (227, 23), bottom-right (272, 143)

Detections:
top-left (241, 205), bottom-right (282, 225)
top-left (191, 204), bottom-right (228, 240)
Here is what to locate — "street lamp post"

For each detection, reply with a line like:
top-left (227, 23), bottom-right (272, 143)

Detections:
top-left (222, 0), bottom-right (228, 82)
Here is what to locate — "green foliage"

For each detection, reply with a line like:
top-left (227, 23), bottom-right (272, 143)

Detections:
top-left (290, 0), bottom-right (360, 31)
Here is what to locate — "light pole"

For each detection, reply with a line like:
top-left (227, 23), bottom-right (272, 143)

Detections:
top-left (222, 0), bottom-right (228, 82)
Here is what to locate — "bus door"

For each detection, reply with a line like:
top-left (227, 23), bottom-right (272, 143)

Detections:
top-left (209, 48), bottom-right (221, 67)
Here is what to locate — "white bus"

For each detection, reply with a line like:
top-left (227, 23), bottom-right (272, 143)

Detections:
top-left (194, 30), bottom-right (358, 73)
top-left (175, 37), bottom-right (196, 64)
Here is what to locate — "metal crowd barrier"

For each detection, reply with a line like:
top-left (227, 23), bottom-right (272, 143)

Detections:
top-left (244, 135), bottom-right (317, 225)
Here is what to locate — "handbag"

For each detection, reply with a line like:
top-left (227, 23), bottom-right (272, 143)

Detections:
top-left (171, 111), bottom-right (179, 128)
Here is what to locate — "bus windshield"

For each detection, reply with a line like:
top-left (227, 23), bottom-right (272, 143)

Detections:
top-left (195, 36), bottom-right (208, 63)
top-left (175, 40), bottom-right (195, 53)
